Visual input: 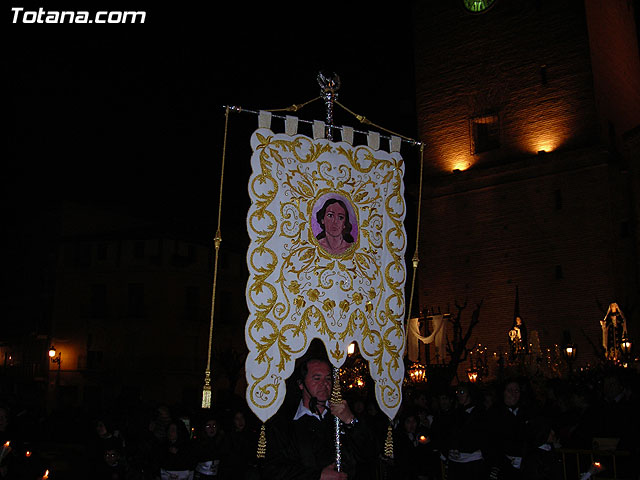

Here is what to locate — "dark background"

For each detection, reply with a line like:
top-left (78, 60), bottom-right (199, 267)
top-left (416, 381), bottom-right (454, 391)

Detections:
top-left (7, 2), bottom-right (419, 231)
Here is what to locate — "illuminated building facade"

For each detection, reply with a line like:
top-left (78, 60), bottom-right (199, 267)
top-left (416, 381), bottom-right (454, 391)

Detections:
top-left (412, 0), bottom-right (640, 370)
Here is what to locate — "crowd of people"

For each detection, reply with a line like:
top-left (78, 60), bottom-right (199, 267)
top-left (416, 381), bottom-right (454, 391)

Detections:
top-left (0, 365), bottom-right (638, 480)
top-left (0, 399), bottom-right (260, 480)
top-left (388, 367), bottom-right (639, 480)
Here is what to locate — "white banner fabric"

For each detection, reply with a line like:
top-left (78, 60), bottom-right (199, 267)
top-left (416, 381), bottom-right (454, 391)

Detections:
top-left (245, 127), bottom-right (407, 422)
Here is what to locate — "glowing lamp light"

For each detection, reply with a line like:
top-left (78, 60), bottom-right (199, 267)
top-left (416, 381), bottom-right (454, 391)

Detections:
top-left (347, 376), bottom-right (365, 390)
top-left (406, 362), bottom-right (427, 384)
top-left (418, 434), bottom-right (428, 444)
top-left (621, 337), bottom-right (632, 355)
top-left (451, 160), bottom-right (471, 172)
top-left (564, 344), bottom-right (577, 361)
top-left (48, 346), bottom-right (61, 365)
top-left (25, 450), bottom-right (32, 457)
top-left (0, 441), bottom-right (11, 465)
top-left (42, 470), bottom-right (50, 480)
top-left (347, 342), bottom-right (356, 355)
top-left (467, 369), bottom-right (479, 383)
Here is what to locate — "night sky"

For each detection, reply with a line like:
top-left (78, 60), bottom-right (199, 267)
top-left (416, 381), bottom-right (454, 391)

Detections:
top-left (7, 3), bottom-right (418, 229)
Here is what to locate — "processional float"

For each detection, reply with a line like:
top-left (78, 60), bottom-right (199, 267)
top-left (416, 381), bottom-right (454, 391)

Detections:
top-left (202, 73), bottom-right (425, 469)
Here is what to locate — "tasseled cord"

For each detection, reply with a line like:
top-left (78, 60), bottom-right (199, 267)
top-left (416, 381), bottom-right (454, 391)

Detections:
top-left (257, 423), bottom-right (267, 459)
top-left (384, 423), bottom-right (394, 459)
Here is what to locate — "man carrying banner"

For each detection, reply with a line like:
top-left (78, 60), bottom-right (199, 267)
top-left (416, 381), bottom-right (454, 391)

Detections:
top-left (260, 356), bottom-right (378, 480)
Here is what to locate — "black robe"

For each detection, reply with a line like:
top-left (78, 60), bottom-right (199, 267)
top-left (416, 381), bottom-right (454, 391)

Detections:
top-left (260, 409), bottom-right (378, 480)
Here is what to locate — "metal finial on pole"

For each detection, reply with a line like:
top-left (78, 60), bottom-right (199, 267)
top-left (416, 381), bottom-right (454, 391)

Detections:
top-left (317, 71), bottom-right (341, 141)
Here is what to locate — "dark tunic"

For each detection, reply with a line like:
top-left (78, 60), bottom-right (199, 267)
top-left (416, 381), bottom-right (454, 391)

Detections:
top-left (261, 410), bottom-right (378, 480)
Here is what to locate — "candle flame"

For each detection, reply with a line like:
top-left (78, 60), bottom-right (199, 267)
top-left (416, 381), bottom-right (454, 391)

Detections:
top-left (42, 470), bottom-right (50, 479)
top-left (3, 441), bottom-right (9, 447)
top-left (26, 450), bottom-right (32, 457)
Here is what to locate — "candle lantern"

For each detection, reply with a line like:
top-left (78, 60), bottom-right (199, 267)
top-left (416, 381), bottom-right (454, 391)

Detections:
top-left (563, 343), bottom-right (577, 361)
top-left (620, 336), bottom-right (632, 356)
top-left (406, 362), bottom-right (427, 385)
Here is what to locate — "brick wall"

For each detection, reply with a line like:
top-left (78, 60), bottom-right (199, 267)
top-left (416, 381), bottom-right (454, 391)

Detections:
top-left (416, 150), bottom-right (617, 369)
top-left (410, 0), bottom-right (638, 373)
top-left (585, 0), bottom-right (640, 151)
top-left (413, 0), bottom-right (599, 174)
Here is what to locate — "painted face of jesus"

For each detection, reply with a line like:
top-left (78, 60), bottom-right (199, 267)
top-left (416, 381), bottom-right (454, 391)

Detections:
top-left (322, 202), bottom-right (347, 238)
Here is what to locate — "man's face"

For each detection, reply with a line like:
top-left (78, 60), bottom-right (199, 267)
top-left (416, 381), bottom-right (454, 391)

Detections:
top-left (104, 449), bottom-right (119, 467)
top-left (205, 420), bottom-right (218, 437)
top-left (95, 420), bottom-right (107, 437)
top-left (403, 415), bottom-right (417, 434)
top-left (504, 382), bottom-right (521, 407)
top-left (300, 360), bottom-right (332, 406)
top-left (233, 413), bottom-right (245, 431)
top-left (456, 386), bottom-right (471, 406)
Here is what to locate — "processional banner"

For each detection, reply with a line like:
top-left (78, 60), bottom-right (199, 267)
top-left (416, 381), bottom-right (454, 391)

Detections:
top-left (245, 118), bottom-right (407, 423)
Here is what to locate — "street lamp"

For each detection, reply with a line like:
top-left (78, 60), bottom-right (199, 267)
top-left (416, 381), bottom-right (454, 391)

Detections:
top-left (563, 343), bottom-right (576, 374)
top-left (48, 345), bottom-right (62, 389)
top-left (563, 343), bottom-right (576, 360)
top-left (48, 346), bottom-right (61, 364)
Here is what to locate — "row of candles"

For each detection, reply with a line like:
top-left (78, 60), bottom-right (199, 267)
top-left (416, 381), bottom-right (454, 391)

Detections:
top-left (1, 441), bottom-right (49, 479)
top-left (367, 337), bottom-right (635, 389)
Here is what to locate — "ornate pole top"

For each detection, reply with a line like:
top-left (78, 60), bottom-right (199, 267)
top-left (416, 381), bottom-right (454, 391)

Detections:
top-left (317, 72), bottom-right (341, 141)
top-left (317, 71), bottom-right (341, 96)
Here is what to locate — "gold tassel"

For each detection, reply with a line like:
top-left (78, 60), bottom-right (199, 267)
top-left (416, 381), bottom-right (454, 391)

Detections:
top-left (384, 424), bottom-right (394, 459)
top-left (256, 423), bottom-right (267, 459)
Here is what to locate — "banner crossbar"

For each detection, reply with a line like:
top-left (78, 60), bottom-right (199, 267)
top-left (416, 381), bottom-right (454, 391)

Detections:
top-left (223, 105), bottom-right (424, 148)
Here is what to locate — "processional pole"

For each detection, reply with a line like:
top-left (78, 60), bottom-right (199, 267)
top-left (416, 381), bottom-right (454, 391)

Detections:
top-left (317, 70), bottom-right (343, 472)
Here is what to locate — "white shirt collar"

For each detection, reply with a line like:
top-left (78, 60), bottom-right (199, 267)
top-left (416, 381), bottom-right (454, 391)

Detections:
top-left (293, 400), bottom-right (327, 421)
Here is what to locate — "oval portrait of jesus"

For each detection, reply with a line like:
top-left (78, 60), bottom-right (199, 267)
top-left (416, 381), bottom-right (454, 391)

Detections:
top-left (311, 194), bottom-right (358, 256)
